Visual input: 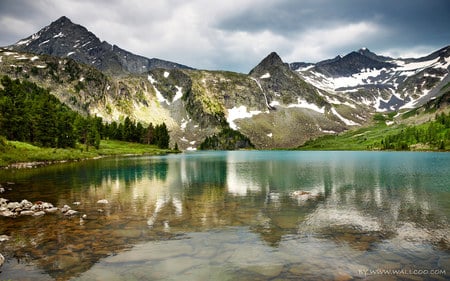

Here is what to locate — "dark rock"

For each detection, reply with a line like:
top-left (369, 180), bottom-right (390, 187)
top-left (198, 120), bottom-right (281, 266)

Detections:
top-left (8, 16), bottom-right (193, 75)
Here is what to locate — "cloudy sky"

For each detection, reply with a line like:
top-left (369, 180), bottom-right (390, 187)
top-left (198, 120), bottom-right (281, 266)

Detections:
top-left (0, 0), bottom-right (449, 73)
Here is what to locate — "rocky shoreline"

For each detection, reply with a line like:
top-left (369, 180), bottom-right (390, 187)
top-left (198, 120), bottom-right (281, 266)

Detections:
top-left (0, 197), bottom-right (77, 218)
top-left (2, 156), bottom-right (105, 170)
top-left (0, 184), bottom-right (111, 270)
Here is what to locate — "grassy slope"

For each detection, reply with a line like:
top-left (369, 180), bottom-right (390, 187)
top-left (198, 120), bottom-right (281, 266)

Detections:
top-left (298, 123), bottom-right (394, 150)
top-left (0, 140), bottom-right (173, 167)
top-left (298, 118), bottom-right (449, 151)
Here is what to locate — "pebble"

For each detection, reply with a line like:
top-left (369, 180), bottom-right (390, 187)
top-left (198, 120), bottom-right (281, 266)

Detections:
top-left (60, 205), bottom-right (71, 213)
top-left (45, 207), bottom-right (59, 213)
top-left (20, 210), bottom-right (35, 216)
top-left (65, 210), bottom-right (79, 216)
top-left (334, 271), bottom-right (353, 281)
top-left (247, 264), bottom-right (284, 278)
top-left (33, 211), bottom-right (46, 216)
top-left (0, 235), bottom-right (10, 242)
top-left (97, 199), bottom-right (109, 204)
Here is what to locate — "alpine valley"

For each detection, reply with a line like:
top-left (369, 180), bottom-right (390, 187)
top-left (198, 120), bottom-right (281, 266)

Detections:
top-left (1, 16), bottom-right (449, 150)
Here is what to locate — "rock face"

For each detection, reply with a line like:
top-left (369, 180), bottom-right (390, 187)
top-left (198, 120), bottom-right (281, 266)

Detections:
top-left (8, 16), bottom-right (192, 75)
top-left (315, 51), bottom-right (395, 77)
top-left (292, 46), bottom-right (450, 111)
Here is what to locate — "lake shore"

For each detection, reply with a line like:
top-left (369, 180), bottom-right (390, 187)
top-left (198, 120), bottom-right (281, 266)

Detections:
top-left (0, 139), bottom-right (177, 169)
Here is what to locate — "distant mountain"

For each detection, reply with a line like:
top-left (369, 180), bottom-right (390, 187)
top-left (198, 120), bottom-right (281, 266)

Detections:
top-left (292, 46), bottom-right (450, 111)
top-left (6, 16), bottom-right (192, 75)
top-left (306, 50), bottom-right (395, 77)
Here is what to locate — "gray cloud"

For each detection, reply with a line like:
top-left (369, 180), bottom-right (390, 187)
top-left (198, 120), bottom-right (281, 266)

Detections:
top-left (0, 0), bottom-right (449, 73)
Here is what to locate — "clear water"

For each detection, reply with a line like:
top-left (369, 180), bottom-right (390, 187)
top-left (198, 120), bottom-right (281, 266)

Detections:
top-left (0, 151), bottom-right (449, 280)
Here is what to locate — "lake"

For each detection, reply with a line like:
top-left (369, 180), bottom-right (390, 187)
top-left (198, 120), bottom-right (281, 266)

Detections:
top-left (0, 151), bottom-right (449, 280)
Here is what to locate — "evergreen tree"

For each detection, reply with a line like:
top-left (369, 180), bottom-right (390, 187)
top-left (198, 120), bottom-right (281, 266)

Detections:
top-left (144, 123), bottom-right (155, 145)
top-left (154, 123), bottom-right (170, 149)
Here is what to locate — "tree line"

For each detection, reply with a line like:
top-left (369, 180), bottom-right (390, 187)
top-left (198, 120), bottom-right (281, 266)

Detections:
top-left (380, 112), bottom-right (450, 150)
top-left (0, 76), bottom-right (170, 149)
top-left (199, 128), bottom-right (254, 150)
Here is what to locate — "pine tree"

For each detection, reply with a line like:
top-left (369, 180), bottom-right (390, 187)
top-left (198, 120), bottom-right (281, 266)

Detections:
top-left (145, 123), bottom-right (155, 145)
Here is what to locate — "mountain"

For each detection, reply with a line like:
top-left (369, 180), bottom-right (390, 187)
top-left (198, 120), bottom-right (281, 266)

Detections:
top-left (6, 16), bottom-right (192, 75)
top-left (1, 46), bottom-right (370, 149)
top-left (1, 16), bottom-right (449, 150)
top-left (313, 50), bottom-right (395, 77)
top-left (292, 46), bottom-right (450, 112)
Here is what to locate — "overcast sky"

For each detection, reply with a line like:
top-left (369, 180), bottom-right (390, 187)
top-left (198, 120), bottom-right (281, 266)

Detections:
top-left (0, 0), bottom-right (449, 73)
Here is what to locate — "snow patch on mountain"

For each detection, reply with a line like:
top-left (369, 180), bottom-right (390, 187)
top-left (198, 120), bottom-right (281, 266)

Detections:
top-left (394, 57), bottom-right (441, 72)
top-left (227, 106), bottom-right (262, 130)
top-left (287, 98), bottom-right (325, 113)
top-left (148, 75), bottom-right (169, 105)
top-left (53, 32), bottom-right (65, 38)
top-left (331, 108), bottom-right (359, 126)
top-left (295, 46), bottom-right (450, 112)
top-left (260, 72), bottom-right (271, 79)
top-left (173, 86), bottom-right (183, 102)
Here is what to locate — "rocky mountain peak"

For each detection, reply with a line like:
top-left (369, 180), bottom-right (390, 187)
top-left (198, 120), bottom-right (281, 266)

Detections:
top-left (53, 15), bottom-right (74, 25)
top-left (8, 16), bottom-right (192, 75)
top-left (313, 50), bottom-right (395, 77)
top-left (249, 51), bottom-right (290, 77)
top-left (357, 47), bottom-right (392, 62)
top-left (261, 52), bottom-right (284, 66)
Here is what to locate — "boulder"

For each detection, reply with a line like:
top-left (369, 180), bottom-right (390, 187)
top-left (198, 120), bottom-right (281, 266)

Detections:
top-left (97, 199), bottom-right (109, 204)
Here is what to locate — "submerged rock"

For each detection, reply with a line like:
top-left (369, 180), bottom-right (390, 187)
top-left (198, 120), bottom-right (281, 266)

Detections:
top-left (65, 210), bottom-right (79, 216)
top-left (289, 190), bottom-right (321, 202)
top-left (60, 205), bottom-right (71, 213)
top-left (97, 199), bottom-right (109, 204)
top-left (0, 235), bottom-right (10, 242)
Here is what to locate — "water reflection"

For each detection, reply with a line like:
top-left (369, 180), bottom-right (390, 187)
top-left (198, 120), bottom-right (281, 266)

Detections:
top-left (0, 151), bottom-right (449, 280)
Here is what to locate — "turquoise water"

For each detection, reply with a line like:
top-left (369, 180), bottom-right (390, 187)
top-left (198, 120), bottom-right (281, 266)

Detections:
top-left (0, 151), bottom-right (449, 280)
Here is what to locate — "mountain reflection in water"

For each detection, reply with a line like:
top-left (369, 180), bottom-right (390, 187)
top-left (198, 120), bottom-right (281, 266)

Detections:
top-left (0, 151), bottom-right (449, 280)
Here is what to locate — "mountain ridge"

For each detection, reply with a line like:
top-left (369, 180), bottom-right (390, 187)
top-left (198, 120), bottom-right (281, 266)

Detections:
top-left (1, 16), bottom-right (449, 150)
top-left (293, 45), bottom-right (450, 112)
top-left (7, 16), bottom-right (192, 75)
